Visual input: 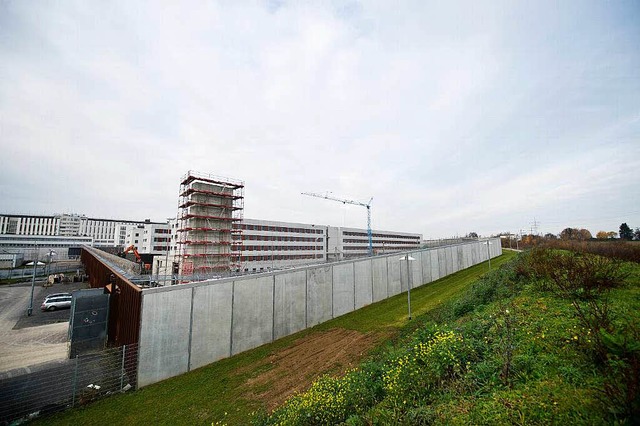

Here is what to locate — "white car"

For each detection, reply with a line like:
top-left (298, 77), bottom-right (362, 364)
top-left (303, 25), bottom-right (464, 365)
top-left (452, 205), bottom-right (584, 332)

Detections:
top-left (41, 294), bottom-right (72, 311)
top-left (44, 292), bottom-right (72, 300)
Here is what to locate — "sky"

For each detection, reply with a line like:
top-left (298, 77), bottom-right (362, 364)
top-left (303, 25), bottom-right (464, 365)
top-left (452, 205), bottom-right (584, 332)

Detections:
top-left (0, 1), bottom-right (639, 239)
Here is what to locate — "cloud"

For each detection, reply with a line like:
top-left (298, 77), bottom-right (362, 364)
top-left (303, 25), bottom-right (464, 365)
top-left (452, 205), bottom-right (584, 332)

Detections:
top-left (0, 1), bottom-right (638, 238)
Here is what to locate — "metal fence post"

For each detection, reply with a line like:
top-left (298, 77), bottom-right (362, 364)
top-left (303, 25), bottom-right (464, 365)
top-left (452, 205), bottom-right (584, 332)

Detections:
top-left (72, 355), bottom-right (79, 407)
top-left (120, 345), bottom-right (126, 391)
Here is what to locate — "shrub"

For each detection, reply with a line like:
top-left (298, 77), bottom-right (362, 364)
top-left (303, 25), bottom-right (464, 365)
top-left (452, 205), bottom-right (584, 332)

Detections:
top-left (540, 240), bottom-right (640, 263)
top-left (262, 361), bottom-right (384, 426)
top-left (383, 329), bottom-right (467, 407)
top-left (601, 322), bottom-right (640, 420)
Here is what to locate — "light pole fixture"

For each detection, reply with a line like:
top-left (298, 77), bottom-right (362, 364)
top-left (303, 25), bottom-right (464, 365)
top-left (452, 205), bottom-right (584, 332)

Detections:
top-left (26, 260), bottom-right (46, 316)
top-left (484, 240), bottom-right (493, 271)
top-left (399, 255), bottom-right (415, 320)
top-left (46, 250), bottom-right (57, 276)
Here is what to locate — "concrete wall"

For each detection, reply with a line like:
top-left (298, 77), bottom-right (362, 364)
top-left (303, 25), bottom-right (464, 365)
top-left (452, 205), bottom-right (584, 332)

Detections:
top-left (137, 239), bottom-right (502, 387)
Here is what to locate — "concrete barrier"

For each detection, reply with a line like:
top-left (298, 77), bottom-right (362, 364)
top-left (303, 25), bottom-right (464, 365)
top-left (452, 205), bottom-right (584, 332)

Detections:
top-left (137, 239), bottom-right (502, 387)
top-left (274, 270), bottom-right (307, 340)
top-left (231, 276), bottom-right (274, 355)
top-left (354, 260), bottom-right (373, 310)
top-left (190, 282), bottom-right (233, 370)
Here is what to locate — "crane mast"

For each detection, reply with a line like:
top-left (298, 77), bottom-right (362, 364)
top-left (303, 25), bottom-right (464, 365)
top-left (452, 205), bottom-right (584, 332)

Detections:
top-left (301, 192), bottom-right (374, 256)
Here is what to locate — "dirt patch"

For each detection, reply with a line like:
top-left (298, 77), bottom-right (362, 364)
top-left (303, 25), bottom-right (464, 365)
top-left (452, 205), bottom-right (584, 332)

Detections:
top-left (243, 328), bottom-right (386, 411)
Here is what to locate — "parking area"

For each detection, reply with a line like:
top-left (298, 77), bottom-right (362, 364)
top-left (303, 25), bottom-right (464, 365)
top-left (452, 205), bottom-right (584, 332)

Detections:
top-left (13, 281), bottom-right (90, 329)
top-left (0, 279), bottom-right (90, 373)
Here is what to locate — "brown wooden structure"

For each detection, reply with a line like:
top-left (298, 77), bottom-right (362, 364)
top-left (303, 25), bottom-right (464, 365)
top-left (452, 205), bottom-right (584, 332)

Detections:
top-left (81, 247), bottom-right (142, 346)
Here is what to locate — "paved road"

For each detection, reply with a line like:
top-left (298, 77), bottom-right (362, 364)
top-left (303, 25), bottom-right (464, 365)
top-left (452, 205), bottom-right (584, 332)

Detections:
top-left (0, 280), bottom-right (129, 424)
top-left (0, 280), bottom-right (88, 373)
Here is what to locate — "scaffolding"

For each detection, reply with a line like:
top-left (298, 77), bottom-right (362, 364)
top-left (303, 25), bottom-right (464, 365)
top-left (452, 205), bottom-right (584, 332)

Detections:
top-left (176, 171), bottom-right (244, 275)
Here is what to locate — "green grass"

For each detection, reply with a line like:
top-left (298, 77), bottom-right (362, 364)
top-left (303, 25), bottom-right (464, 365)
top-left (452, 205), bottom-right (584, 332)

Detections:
top-left (258, 251), bottom-right (640, 425)
top-left (39, 252), bottom-right (516, 426)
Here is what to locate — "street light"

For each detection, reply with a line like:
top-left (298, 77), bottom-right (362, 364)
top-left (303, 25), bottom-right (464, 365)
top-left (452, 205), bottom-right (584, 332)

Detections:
top-left (399, 255), bottom-right (415, 320)
top-left (46, 250), bottom-right (57, 276)
top-left (26, 260), bottom-right (46, 316)
top-left (483, 240), bottom-right (493, 271)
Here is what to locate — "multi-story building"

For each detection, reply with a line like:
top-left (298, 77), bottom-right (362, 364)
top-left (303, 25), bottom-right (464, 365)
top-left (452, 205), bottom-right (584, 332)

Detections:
top-left (124, 222), bottom-right (172, 255)
top-left (0, 214), bottom-right (59, 236)
top-left (233, 219), bottom-right (326, 272)
top-left (3, 213), bottom-right (422, 277)
top-left (0, 213), bottom-right (165, 248)
top-left (327, 226), bottom-right (422, 261)
top-left (0, 234), bottom-right (94, 261)
top-left (154, 218), bottom-right (422, 278)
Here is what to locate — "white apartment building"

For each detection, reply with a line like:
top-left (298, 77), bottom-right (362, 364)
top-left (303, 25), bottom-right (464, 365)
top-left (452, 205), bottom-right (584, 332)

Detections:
top-left (124, 222), bottom-right (172, 255)
top-left (0, 213), bottom-right (165, 248)
top-left (0, 215), bottom-right (59, 236)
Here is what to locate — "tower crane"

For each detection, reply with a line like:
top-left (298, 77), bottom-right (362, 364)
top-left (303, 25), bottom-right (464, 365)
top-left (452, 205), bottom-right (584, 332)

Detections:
top-left (301, 192), bottom-right (374, 256)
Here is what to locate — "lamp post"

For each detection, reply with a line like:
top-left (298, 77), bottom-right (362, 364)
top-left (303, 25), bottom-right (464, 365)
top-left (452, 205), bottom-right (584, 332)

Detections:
top-left (400, 255), bottom-right (415, 320)
top-left (27, 259), bottom-right (45, 316)
top-left (46, 250), bottom-right (56, 277)
top-left (484, 240), bottom-right (493, 271)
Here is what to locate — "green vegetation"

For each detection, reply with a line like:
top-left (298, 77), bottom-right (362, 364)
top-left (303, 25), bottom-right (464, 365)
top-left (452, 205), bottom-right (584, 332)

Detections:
top-left (257, 249), bottom-right (640, 425)
top-left (39, 253), bottom-right (515, 426)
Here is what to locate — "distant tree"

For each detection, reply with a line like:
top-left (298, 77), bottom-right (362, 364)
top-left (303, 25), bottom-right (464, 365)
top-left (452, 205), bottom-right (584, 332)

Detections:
top-left (560, 228), bottom-right (579, 240)
top-left (577, 229), bottom-right (592, 241)
top-left (619, 223), bottom-right (633, 240)
top-left (596, 231), bottom-right (617, 239)
top-left (560, 227), bottom-right (592, 240)
top-left (635, 228), bottom-right (640, 241)
top-left (544, 233), bottom-right (557, 240)
top-left (466, 232), bottom-right (478, 238)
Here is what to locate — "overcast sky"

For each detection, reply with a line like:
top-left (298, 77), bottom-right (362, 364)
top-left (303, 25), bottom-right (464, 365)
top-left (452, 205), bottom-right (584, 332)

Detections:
top-left (1, 1), bottom-right (638, 238)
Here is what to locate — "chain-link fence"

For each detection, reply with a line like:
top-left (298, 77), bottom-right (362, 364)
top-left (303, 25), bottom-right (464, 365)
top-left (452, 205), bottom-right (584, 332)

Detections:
top-left (0, 261), bottom-right (84, 280)
top-left (0, 343), bottom-right (138, 425)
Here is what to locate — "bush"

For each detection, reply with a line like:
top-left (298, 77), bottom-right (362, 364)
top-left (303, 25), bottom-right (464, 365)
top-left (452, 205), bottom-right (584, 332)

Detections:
top-left (540, 240), bottom-right (640, 263)
top-left (261, 361), bottom-right (384, 426)
top-left (383, 329), bottom-right (467, 407)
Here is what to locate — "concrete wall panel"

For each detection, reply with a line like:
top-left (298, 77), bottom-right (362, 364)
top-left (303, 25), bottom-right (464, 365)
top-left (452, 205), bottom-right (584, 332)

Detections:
top-left (274, 270), bottom-right (307, 340)
top-left (437, 248), bottom-right (447, 278)
top-left (306, 266), bottom-right (333, 327)
top-left (446, 246), bottom-right (455, 275)
top-left (354, 260), bottom-right (373, 310)
top-left (371, 257), bottom-right (388, 302)
top-left (450, 246), bottom-right (459, 273)
top-left (387, 256), bottom-right (401, 295)
top-left (421, 250), bottom-right (432, 284)
top-left (231, 276), bottom-right (274, 355)
top-left (411, 252), bottom-right (423, 287)
top-left (190, 282), bottom-right (233, 370)
top-left (463, 244), bottom-right (471, 269)
top-left (138, 288), bottom-right (192, 387)
top-left (333, 263), bottom-right (355, 317)
top-left (430, 249), bottom-right (440, 281)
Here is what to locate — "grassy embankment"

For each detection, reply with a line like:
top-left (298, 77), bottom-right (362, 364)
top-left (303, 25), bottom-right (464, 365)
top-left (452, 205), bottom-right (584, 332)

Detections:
top-left (258, 248), bottom-right (640, 425)
top-left (40, 252), bottom-right (516, 425)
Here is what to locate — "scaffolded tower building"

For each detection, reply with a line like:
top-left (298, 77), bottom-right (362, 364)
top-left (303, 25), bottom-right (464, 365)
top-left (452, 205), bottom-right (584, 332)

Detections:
top-left (176, 171), bottom-right (244, 275)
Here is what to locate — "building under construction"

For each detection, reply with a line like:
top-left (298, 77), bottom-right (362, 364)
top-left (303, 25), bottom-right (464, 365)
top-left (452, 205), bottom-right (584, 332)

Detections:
top-left (175, 171), bottom-right (244, 275)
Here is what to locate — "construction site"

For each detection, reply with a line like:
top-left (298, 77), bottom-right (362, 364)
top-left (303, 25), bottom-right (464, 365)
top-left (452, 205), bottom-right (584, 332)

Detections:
top-left (175, 171), bottom-right (245, 275)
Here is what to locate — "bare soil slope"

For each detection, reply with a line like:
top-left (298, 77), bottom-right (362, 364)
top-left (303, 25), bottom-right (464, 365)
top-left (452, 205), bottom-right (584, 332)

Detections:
top-left (244, 328), bottom-right (385, 410)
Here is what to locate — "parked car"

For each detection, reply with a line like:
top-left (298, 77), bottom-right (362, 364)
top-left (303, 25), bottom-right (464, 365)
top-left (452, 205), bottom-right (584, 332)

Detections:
top-left (41, 295), bottom-right (72, 311)
top-left (44, 292), bottom-right (72, 300)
